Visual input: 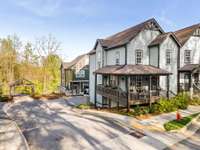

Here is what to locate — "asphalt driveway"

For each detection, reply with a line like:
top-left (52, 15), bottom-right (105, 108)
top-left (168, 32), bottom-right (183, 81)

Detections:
top-left (4, 97), bottom-right (153, 150)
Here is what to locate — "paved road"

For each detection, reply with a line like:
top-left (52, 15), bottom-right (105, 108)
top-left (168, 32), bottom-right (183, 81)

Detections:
top-left (0, 102), bottom-right (29, 150)
top-left (4, 97), bottom-right (155, 150)
top-left (165, 117), bottom-right (200, 150)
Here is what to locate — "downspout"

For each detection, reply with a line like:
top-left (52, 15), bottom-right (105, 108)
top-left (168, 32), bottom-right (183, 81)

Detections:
top-left (177, 46), bottom-right (181, 93)
top-left (158, 44), bottom-right (160, 68)
top-left (125, 44), bottom-right (128, 65)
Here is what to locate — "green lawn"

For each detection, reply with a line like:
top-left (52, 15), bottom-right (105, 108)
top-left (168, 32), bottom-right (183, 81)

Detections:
top-left (164, 113), bottom-right (200, 131)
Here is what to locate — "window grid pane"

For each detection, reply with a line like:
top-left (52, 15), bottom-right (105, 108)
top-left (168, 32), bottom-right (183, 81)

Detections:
top-left (166, 50), bottom-right (171, 64)
top-left (184, 50), bottom-right (191, 64)
top-left (136, 50), bottom-right (143, 64)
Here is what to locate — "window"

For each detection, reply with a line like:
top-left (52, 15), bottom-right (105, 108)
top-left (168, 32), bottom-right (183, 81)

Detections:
top-left (136, 76), bottom-right (142, 91)
top-left (97, 62), bottom-right (101, 69)
top-left (115, 51), bottom-right (120, 65)
top-left (110, 76), bottom-right (118, 87)
top-left (97, 51), bottom-right (101, 68)
top-left (136, 50), bottom-right (143, 64)
top-left (184, 50), bottom-right (191, 64)
top-left (166, 50), bottom-right (172, 65)
top-left (76, 70), bottom-right (85, 78)
top-left (97, 51), bottom-right (101, 61)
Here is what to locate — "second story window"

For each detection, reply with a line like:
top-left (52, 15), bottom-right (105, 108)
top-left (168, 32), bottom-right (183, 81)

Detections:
top-left (115, 51), bottom-right (120, 65)
top-left (184, 50), bottom-right (191, 64)
top-left (166, 50), bottom-right (172, 65)
top-left (97, 51), bottom-right (101, 62)
top-left (136, 49), bottom-right (143, 64)
top-left (97, 51), bottom-right (101, 68)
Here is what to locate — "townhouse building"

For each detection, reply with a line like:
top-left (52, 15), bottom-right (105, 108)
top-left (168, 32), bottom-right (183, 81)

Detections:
top-left (61, 54), bottom-right (89, 95)
top-left (89, 18), bottom-right (200, 111)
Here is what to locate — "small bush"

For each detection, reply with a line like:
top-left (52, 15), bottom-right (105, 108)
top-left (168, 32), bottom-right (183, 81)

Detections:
top-left (133, 105), bottom-right (150, 116)
top-left (173, 93), bottom-right (189, 109)
top-left (76, 104), bottom-right (91, 109)
top-left (157, 97), bottom-right (177, 113)
top-left (149, 103), bottom-right (160, 114)
top-left (0, 96), bottom-right (12, 102)
top-left (189, 97), bottom-right (200, 105)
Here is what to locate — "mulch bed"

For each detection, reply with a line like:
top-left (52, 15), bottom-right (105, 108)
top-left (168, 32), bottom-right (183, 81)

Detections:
top-left (32, 93), bottom-right (66, 100)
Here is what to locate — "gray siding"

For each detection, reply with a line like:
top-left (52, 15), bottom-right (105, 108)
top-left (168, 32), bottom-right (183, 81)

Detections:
top-left (149, 46), bottom-right (159, 67)
top-left (89, 54), bottom-right (96, 103)
top-left (159, 36), bottom-right (179, 93)
top-left (127, 30), bottom-right (160, 65)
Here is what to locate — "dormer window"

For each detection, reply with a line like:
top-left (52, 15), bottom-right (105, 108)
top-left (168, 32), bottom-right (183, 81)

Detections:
top-left (115, 51), bottom-right (120, 65)
top-left (136, 49), bottom-right (143, 64)
top-left (184, 50), bottom-right (191, 64)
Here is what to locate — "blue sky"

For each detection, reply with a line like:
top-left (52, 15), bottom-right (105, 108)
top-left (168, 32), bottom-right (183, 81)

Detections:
top-left (1, 0), bottom-right (200, 61)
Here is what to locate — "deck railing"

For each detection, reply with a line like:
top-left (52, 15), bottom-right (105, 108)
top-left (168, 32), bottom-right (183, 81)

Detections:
top-left (97, 85), bottom-right (127, 102)
top-left (97, 85), bottom-right (160, 105)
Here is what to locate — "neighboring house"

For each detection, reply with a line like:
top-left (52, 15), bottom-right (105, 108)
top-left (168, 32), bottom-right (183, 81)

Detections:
top-left (89, 18), bottom-right (200, 111)
top-left (174, 25), bottom-right (200, 95)
top-left (61, 54), bottom-right (89, 95)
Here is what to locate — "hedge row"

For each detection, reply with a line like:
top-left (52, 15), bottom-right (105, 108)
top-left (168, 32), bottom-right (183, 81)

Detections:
top-left (133, 93), bottom-right (190, 116)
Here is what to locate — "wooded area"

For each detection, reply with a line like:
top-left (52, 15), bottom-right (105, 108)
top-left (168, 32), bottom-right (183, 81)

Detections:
top-left (0, 34), bottom-right (62, 96)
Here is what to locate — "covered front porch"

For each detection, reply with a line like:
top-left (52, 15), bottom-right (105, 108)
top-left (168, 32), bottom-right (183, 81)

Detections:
top-left (178, 64), bottom-right (200, 95)
top-left (94, 65), bottom-right (171, 111)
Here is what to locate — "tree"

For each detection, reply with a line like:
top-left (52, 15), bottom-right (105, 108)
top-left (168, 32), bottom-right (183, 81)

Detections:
top-left (0, 35), bottom-right (21, 93)
top-left (34, 34), bottom-right (61, 93)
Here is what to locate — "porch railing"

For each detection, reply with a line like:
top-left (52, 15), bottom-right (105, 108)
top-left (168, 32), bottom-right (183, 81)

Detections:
top-left (97, 85), bottom-right (127, 101)
top-left (97, 85), bottom-right (160, 105)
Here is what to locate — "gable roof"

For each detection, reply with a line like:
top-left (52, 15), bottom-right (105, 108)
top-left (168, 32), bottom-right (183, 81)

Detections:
top-left (174, 23), bottom-right (200, 46)
top-left (61, 54), bottom-right (87, 69)
top-left (179, 64), bottom-right (200, 72)
top-left (149, 32), bottom-right (181, 47)
top-left (91, 18), bottom-right (164, 52)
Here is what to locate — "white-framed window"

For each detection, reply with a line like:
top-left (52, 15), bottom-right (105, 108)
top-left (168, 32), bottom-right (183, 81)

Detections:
top-left (115, 51), bottom-right (120, 65)
top-left (76, 70), bottom-right (85, 78)
top-left (136, 76), bottom-right (142, 90)
top-left (135, 49), bottom-right (143, 64)
top-left (110, 75), bottom-right (118, 87)
top-left (184, 50), bottom-right (191, 64)
top-left (166, 49), bottom-right (172, 65)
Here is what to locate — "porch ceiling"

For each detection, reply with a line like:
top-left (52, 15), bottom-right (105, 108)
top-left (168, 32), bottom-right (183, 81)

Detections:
top-left (179, 64), bottom-right (200, 72)
top-left (94, 64), bottom-right (171, 76)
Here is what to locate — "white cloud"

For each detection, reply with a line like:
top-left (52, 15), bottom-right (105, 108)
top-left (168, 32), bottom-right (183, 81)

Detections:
top-left (13, 0), bottom-right (62, 17)
top-left (10, 0), bottom-right (102, 17)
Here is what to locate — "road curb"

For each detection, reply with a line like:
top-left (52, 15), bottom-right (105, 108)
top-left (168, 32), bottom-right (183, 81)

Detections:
top-left (2, 102), bottom-right (30, 150)
top-left (170, 113), bottom-right (200, 136)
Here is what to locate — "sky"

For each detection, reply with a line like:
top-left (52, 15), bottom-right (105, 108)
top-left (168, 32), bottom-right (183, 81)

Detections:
top-left (0, 0), bottom-right (200, 61)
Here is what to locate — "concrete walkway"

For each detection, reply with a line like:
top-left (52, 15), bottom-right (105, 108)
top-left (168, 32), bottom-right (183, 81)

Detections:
top-left (136, 105), bottom-right (200, 131)
top-left (0, 102), bottom-right (29, 150)
top-left (165, 117), bottom-right (200, 150)
top-left (83, 105), bottom-right (200, 150)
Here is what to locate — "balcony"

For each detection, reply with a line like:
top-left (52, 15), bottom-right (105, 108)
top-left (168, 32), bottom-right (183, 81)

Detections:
top-left (97, 85), bottom-right (160, 106)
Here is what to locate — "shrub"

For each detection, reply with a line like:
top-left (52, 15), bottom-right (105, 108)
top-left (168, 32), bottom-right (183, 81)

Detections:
top-left (149, 103), bottom-right (160, 114)
top-left (133, 105), bottom-right (150, 116)
top-left (173, 93), bottom-right (189, 109)
top-left (189, 97), bottom-right (200, 105)
top-left (157, 97), bottom-right (177, 113)
top-left (76, 104), bottom-right (91, 109)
